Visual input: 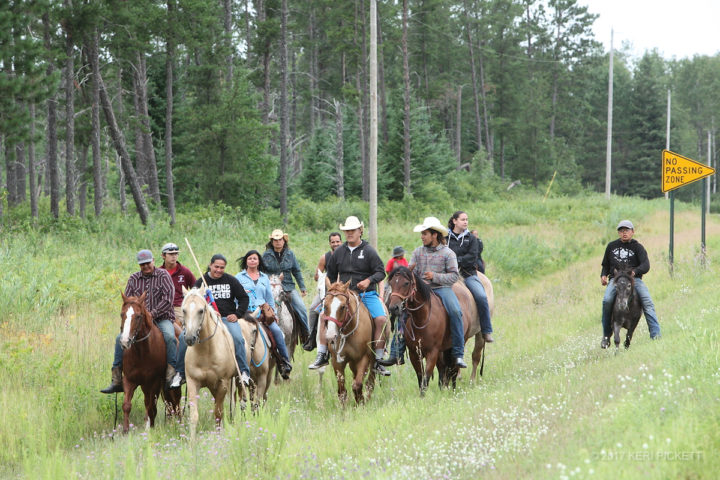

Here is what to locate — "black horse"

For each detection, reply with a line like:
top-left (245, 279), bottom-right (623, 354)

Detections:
top-left (611, 267), bottom-right (642, 349)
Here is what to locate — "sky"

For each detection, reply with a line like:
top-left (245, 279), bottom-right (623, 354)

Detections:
top-left (582, 0), bottom-right (720, 59)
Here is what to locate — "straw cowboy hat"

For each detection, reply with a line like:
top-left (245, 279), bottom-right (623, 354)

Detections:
top-left (339, 216), bottom-right (364, 231)
top-left (413, 216), bottom-right (448, 236)
top-left (269, 229), bottom-right (289, 242)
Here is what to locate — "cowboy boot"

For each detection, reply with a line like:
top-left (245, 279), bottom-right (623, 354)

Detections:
top-left (303, 313), bottom-right (318, 351)
top-left (482, 333), bottom-right (494, 343)
top-left (166, 364), bottom-right (180, 389)
top-left (100, 367), bottom-right (123, 394)
top-left (279, 358), bottom-right (293, 379)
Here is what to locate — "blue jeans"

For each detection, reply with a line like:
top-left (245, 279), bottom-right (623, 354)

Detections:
top-left (289, 289), bottom-right (310, 335)
top-left (464, 275), bottom-right (492, 334)
top-left (433, 287), bottom-right (465, 358)
top-left (112, 319), bottom-right (177, 369)
top-left (266, 321), bottom-right (290, 362)
top-left (602, 278), bottom-right (661, 338)
top-left (176, 317), bottom-right (250, 377)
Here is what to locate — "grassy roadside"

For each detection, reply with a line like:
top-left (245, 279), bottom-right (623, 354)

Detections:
top-left (1, 194), bottom-right (717, 478)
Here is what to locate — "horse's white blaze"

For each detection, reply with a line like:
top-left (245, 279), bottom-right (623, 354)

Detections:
top-left (120, 306), bottom-right (134, 345)
top-left (185, 300), bottom-right (198, 332)
top-left (326, 297), bottom-right (341, 339)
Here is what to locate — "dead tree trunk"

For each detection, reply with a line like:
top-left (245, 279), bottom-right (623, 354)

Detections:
top-left (165, 0), bottom-right (176, 225)
top-left (402, 0), bottom-right (411, 193)
top-left (334, 99), bottom-right (345, 199)
top-left (90, 28), bottom-right (103, 217)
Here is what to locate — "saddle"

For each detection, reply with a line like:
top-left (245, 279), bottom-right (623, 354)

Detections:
top-left (245, 305), bottom-right (280, 361)
top-left (278, 291), bottom-right (308, 344)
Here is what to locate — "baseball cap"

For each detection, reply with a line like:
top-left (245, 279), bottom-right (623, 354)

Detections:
top-left (161, 242), bottom-right (180, 254)
top-left (616, 220), bottom-right (634, 230)
top-left (136, 249), bottom-right (154, 264)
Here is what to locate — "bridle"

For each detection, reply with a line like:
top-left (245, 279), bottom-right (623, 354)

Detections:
top-left (122, 302), bottom-right (152, 346)
top-left (184, 293), bottom-right (220, 345)
top-left (388, 272), bottom-right (432, 337)
top-left (323, 288), bottom-right (361, 356)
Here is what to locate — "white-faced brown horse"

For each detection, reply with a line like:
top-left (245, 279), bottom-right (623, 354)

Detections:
top-left (611, 268), bottom-right (642, 349)
top-left (119, 292), bottom-right (181, 433)
top-left (387, 266), bottom-right (493, 395)
top-left (322, 281), bottom-right (378, 405)
top-left (181, 287), bottom-right (237, 438)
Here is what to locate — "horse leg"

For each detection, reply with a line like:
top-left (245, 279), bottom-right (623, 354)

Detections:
top-left (423, 350), bottom-right (439, 395)
top-left (364, 366), bottom-right (377, 403)
top-left (121, 382), bottom-right (136, 434)
top-left (408, 350), bottom-right (424, 393)
top-left (187, 379), bottom-right (200, 439)
top-left (141, 379), bottom-right (161, 430)
top-left (334, 366), bottom-right (348, 406)
top-left (212, 379), bottom-right (229, 427)
top-left (613, 321), bottom-right (622, 349)
top-left (470, 333), bottom-right (485, 383)
top-left (350, 359), bottom-right (369, 405)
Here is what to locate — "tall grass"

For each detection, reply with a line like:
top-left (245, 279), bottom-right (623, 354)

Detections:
top-left (0, 193), bottom-right (715, 478)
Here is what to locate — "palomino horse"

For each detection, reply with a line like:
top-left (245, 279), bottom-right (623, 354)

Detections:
top-left (387, 266), bottom-right (494, 395)
top-left (181, 287), bottom-right (237, 437)
top-left (119, 292), bottom-right (181, 433)
top-left (611, 268), bottom-right (642, 349)
top-left (268, 273), bottom-right (299, 381)
top-left (322, 281), bottom-right (378, 405)
top-left (239, 310), bottom-right (275, 411)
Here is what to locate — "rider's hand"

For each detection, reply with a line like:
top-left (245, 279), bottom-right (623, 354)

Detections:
top-left (600, 275), bottom-right (608, 286)
top-left (357, 278), bottom-right (370, 291)
top-left (227, 314), bottom-right (238, 323)
top-left (423, 271), bottom-right (434, 281)
top-left (301, 290), bottom-right (307, 297)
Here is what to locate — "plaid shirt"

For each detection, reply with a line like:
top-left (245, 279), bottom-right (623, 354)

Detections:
top-left (409, 244), bottom-right (459, 288)
top-left (124, 267), bottom-right (175, 322)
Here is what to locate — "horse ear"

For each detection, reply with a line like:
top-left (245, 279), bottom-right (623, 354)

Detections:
top-left (279, 272), bottom-right (284, 281)
top-left (121, 291), bottom-right (128, 302)
top-left (613, 268), bottom-right (619, 277)
top-left (182, 285), bottom-right (189, 296)
top-left (325, 275), bottom-right (331, 290)
top-left (343, 280), bottom-right (351, 290)
top-left (139, 291), bottom-right (147, 304)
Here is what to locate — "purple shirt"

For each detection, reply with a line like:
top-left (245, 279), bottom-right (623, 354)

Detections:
top-left (124, 267), bottom-right (175, 322)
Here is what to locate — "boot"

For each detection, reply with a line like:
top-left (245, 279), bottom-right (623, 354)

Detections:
top-left (374, 361), bottom-right (391, 376)
top-left (377, 356), bottom-right (404, 367)
top-left (100, 367), bottom-right (123, 394)
top-left (303, 321), bottom-right (317, 351)
top-left (482, 333), bottom-right (494, 343)
top-left (165, 364), bottom-right (179, 389)
top-left (279, 359), bottom-right (293, 380)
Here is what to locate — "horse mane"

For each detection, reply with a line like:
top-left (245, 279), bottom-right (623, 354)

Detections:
top-left (389, 266), bottom-right (434, 301)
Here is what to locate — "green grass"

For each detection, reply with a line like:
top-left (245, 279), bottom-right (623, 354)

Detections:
top-left (1, 192), bottom-right (717, 478)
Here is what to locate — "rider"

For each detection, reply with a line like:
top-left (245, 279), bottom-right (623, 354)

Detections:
top-left (600, 220), bottom-right (661, 348)
top-left (175, 254), bottom-right (252, 386)
top-left (310, 216), bottom-right (391, 376)
top-left (262, 229), bottom-right (312, 348)
top-left (307, 232), bottom-right (343, 351)
top-left (159, 242), bottom-right (196, 326)
top-left (447, 211), bottom-right (493, 343)
top-left (236, 250), bottom-right (293, 379)
top-left (381, 217), bottom-right (467, 369)
top-left (385, 246), bottom-right (408, 275)
top-left (101, 249), bottom-right (180, 393)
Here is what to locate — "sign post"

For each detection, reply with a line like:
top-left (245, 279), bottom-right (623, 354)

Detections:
top-left (662, 149), bottom-right (716, 271)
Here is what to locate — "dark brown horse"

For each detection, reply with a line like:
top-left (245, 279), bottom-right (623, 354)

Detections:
top-left (322, 281), bottom-right (378, 405)
top-left (387, 266), bottom-right (490, 395)
top-left (611, 268), bottom-right (642, 349)
top-left (119, 292), bottom-right (180, 433)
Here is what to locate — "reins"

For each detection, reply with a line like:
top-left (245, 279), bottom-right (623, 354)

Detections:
top-left (390, 273), bottom-right (432, 339)
top-left (324, 288), bottom-right (361, 356)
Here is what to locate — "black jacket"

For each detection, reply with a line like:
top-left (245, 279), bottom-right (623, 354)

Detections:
top-left (600, 239), bottom-right (650, 279)
top-left (195, 273), bottom-right (249, 317)
top-left (326, 240), bottom-right (385, 293)
top-left (447, 230), bottom-right (480, 278)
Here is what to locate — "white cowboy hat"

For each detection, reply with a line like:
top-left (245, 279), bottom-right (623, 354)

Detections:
top-left (413, 216), bottom-right (448, 235)
top-left (339, 216), bottom-right (364, 231)
top-left (269, 229), bottom-right (289, 241)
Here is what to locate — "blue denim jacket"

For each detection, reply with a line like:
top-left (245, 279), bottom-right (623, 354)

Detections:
top-left (236, 270), bottom-right (276, 313)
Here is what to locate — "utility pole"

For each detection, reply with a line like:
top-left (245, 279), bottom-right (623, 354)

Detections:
top-left (369, 0), bottom-right (378, 248)
top-left (605, 29), bottom-right (613, 200)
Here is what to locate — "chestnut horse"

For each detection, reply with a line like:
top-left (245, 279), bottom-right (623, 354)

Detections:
top-left (181, 287), bottom-right (237, 438)
top-left (119, 292), bottom-right (181, 433)
top-left (387, 266), bottom-right (494, 395)
top-left (322, 281), bottom-right (378, 405)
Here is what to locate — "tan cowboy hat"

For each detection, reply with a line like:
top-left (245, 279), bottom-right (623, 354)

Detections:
top-left (413, 216), bottom-right (448, 235)
top-left (339, 216), bottom-right (364, 231)
top-left (269, 229), bottom-right (289, 242)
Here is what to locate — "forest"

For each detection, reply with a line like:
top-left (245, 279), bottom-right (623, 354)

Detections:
top-left (2, 0), bottom-right (720, 225)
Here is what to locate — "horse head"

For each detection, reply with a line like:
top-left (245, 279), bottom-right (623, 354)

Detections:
top-left (120, 291), bottom-right (151, 349)
top-left (259, 302), bottom-right (277, 323)
top-left (613, 267), bottom-right (636, 312)
top-left (323, 280), bottom-right (355, 343)
top-left (181, 287), bottom-right (212, 346)
top-left (387, 266), bottom-right (426, 315)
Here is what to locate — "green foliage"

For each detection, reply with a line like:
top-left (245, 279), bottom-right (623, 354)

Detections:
top-left (297, 126), bottom-right (337, 201)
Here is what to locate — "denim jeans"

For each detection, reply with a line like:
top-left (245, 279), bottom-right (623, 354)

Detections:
top-left (433, 287), bottom-right (465, 358)
top-left (112, 319), bottom-right (177, 369)
top-left (464, 275), bottom-right (492, 334)
top-left (266, 321), bottom-right (290, 362)
top-left (289, 289), bottom-right (310, 335)
top-left (176, 317), bottom-right (250, 377)
top-left (602, 278), bottom-right (661, 338)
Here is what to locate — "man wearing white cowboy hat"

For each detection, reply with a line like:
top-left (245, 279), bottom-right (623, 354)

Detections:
top-left (310, 216), bottom-right (391, 376)
top-left (385, 216), bottom-right (467, 369)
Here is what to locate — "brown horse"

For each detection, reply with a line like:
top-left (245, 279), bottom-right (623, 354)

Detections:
top-left (387, 266), bottom-right (492, 395)
top-left (322, 281), bottom-right (378, 405)
top-left (119, 292), bottom-right (181, 433)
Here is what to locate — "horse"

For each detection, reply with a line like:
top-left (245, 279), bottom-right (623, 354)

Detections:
top-left (181, 287), bottom-right (238, 438)
top-left (268, 273), bottom-right (299, 381)
top-left (611, 268), bottom-right (642, 349)
top-left (239, 312), bottom-right (275, 411)
top-left (119, 292), bottom-right (181, 433)
top-left (387, 266), bottom-right (494, 395)
top-left (322, 280), bottom-right (378, 405)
